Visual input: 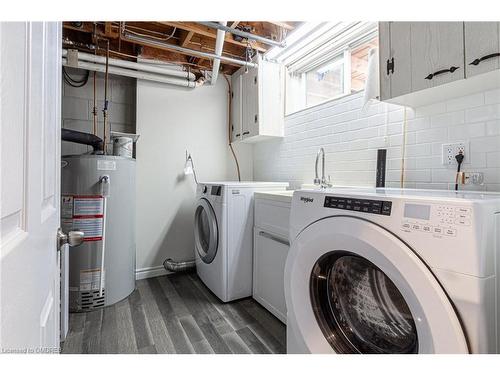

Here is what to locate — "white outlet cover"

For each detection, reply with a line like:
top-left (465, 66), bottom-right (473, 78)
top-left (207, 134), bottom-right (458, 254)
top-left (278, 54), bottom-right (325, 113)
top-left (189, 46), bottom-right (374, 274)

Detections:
top-left (442, 141), bottom-right (469, 166)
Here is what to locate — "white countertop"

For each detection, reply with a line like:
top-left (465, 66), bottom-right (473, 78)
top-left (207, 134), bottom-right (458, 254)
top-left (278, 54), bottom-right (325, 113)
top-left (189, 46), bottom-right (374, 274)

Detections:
top-left (254, 190), bottom-right (294, 204)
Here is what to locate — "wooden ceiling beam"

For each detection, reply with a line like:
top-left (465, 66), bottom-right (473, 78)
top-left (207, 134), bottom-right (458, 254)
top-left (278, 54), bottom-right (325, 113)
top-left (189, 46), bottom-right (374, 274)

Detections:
top-left (179, 30), bottom-right (195, 47)
top-left (158, 21), bottom-right (267, 52)
top-left (266, 21), bottom-right (295, 30)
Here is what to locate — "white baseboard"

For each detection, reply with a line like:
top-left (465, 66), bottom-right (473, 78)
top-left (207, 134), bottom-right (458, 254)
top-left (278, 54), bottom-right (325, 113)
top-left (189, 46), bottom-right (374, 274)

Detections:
top-left (135, 265), bottom-right (171, 280)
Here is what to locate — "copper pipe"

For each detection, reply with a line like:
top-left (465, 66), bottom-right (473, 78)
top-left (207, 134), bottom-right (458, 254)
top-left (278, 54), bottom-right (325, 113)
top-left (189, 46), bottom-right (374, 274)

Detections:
top-left (102, 39), bottom-right (110, 155)
top-left (92, 25), bottom-right (98, 136)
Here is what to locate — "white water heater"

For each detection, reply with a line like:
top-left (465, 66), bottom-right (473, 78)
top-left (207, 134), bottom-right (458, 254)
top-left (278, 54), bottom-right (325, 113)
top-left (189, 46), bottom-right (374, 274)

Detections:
top-left (61, 155), bottom-right (136, 312)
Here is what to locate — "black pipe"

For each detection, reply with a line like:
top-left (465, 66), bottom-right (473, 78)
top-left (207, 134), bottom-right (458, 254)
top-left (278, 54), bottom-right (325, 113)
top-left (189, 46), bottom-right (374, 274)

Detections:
top-left (61, 128), bottom-right (104, 153)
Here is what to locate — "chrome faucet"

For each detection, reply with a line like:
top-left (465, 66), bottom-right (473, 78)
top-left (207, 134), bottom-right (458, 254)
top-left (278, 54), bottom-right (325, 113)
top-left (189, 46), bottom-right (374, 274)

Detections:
top-left (314, 147), bottom-right (332, 189)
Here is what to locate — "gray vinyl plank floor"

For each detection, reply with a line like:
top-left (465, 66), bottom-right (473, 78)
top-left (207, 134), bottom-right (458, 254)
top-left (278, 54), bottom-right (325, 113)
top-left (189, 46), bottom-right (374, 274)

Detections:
top-left (62, 272), bottom-right (286, 354)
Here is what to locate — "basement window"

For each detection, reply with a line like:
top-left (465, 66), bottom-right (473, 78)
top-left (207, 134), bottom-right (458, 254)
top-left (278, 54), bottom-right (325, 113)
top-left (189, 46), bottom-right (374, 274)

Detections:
top-left (266, 22), bottom-right (378, 115)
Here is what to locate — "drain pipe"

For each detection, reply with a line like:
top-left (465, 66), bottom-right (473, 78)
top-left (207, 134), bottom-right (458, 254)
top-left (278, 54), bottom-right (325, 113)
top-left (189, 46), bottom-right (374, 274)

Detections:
top-left (163, 258), bottom-right (196, 272)
top-left (62, 49), bottom-right (196, 81)
top-left (211, 21), bottom-right (227, 85)
top-left (62, 58), bottom-right (206, 88)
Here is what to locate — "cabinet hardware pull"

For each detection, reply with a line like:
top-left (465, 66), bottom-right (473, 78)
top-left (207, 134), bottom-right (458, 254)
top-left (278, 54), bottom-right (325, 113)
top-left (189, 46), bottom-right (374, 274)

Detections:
top-left (243, 131), bottom-right (250, 135)
top-left (425, 66), bottom-right (459, 80)
top-left (386, 57), bottom-right (394, 75)
top-left (235, 133), bottom-right (241, 137)
top-left (254, 76), bottom-right (257, 84)
top-left (258, 231), bottom-right (290, 246)
top-left (469, 53), bottom-right (500, 66)
top-left (254, 114), bottom-right (258, 123)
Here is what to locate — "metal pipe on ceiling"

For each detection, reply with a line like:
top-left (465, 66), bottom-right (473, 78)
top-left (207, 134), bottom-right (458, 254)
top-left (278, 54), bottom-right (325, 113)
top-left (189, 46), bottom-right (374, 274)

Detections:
top-left (198, 21), bottom-right (286, 48)
top-left (211, 21), bottom-right (227, 85)
top-left (62, 58), bottom-right (205, 88)
top-left (122, 31), bottom-right (258, 69)
top-left (62, 49), bottom-right (196, 81)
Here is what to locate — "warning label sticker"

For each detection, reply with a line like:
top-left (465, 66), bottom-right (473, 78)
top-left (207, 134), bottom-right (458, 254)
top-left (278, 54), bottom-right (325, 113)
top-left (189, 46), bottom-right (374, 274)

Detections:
top-left (73, 196), bottom-right (103, 216)
top-left (80, 269), bottom-right (104, 291)
top-left (61, 195), bottom-right (104, 241)
top-left (73, 217), bottom-right (103, 241)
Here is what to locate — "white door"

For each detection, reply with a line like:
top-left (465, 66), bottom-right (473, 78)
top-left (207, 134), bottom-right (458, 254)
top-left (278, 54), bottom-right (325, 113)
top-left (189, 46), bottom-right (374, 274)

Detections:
top-left (465, 22), bottom-right (500, 78)
top-left (410, 22), bottom-right (465, 93)
top-left (1, 22), bottom-right (63, 353)
top-left (285, 216), bottom-right (469, 354)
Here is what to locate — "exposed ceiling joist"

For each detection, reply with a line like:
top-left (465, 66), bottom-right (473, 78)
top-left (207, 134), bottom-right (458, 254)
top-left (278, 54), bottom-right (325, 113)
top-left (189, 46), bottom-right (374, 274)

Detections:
top-left (158, 21), bottom-right (267, 52)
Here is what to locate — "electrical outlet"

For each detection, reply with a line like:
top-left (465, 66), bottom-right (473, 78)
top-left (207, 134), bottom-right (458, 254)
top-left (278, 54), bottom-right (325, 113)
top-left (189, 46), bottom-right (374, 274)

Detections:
top-left (442, 142), bottom-right (469, 166)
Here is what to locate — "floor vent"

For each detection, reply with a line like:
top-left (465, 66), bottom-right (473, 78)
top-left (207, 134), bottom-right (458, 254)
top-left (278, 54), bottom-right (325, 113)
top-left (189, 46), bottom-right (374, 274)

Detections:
top-left (79, 290), bottom-right (106, 311)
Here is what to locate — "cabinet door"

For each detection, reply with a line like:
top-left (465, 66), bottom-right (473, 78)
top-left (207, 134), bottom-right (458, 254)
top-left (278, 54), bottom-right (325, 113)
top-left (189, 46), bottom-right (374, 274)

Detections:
top-left (242, 67), bottom-right (259, 140)
top-left (389, 22), bottom-right (412, 98)
top-left (465, 22), bottom-right (500, 78)
top-left (410, 22), bottom-right (465, 93)
top-left (253, 228), bottom-right (288, 323)
top-left (378, 22), bottom-right (392, 101)
top-left (230, 72), bottom-right (242, 143)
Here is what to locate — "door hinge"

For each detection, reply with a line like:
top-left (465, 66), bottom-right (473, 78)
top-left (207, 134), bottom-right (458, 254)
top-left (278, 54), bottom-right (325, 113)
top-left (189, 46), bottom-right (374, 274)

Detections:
top-left (254, 114), bottom-right (258, 123)
top-left (386, 57), bottom-right (394, 75)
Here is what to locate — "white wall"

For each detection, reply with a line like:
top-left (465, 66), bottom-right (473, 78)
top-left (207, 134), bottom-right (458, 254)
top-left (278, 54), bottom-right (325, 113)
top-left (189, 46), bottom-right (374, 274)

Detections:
top-left (61, 68), bottom-right (136, 155)
top-left (254, 89), bottom-right (500, 191)
top-left (135, 78), bottom-right (252, 275)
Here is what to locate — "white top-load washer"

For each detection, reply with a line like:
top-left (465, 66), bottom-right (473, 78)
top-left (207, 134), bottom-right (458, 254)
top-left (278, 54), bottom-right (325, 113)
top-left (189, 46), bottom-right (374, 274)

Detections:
top-left (285, 187), bottom-right (500, 354)
top-left (194, 181), bottom-right (288, 302)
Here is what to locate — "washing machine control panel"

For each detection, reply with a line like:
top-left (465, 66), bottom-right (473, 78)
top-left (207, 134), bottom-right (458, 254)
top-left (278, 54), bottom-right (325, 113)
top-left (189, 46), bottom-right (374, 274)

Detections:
top-left (324, 196), bottom-right (392, 216)
top-left (400, 203), bottom-right (472, 237)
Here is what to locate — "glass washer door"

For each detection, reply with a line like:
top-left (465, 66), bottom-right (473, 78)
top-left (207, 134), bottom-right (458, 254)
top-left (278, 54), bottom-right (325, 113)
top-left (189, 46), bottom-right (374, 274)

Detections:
top-left (310, 251), bottom-right (418, 353)
top-left (194, 198), bottom-right (218, 264)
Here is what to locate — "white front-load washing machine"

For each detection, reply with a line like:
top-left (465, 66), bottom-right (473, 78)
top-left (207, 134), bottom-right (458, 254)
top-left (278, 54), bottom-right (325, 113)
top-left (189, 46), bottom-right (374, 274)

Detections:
top-left (194, 181), bottom-right (288, 302)
top-left (285, 187), bottom-right (500, 354)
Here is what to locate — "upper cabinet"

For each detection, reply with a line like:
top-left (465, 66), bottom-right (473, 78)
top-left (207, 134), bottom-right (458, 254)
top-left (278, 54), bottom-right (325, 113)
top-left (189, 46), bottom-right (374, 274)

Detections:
top-left (231, 55), bottom-right (285, 143)
top-left (379, 22), bottom-right (500, 107)
top-left (465, 22), bottom-right (500, 78)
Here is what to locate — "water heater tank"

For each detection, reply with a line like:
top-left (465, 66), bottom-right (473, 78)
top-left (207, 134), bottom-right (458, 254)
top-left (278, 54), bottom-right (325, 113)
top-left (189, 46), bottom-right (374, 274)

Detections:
top-left (61, 155), bottom-right (136, 312)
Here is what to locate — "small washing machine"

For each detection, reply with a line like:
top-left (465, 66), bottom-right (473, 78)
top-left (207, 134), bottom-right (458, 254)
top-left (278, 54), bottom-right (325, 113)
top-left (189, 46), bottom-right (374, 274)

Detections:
top-left (285, 187), bottom-right (500, 354)
top-left (194, 181), bottom-right (288, 302)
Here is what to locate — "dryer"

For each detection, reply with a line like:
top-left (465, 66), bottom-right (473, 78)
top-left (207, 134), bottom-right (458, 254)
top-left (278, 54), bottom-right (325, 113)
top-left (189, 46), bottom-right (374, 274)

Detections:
top-left (285, 188), bottom-right (500, 354)
top-left (194, 181), bottom-right (288, 302)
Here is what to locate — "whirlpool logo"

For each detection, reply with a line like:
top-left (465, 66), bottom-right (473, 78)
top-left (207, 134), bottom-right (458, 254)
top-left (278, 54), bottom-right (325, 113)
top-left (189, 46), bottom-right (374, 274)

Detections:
top-left (300, 196), bottom-right (314, 203)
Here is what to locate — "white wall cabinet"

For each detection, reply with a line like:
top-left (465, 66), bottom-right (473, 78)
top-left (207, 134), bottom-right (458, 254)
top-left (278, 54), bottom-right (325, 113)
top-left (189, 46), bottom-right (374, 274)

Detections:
top-left (230, 72), bottom-right (242, 143)
top-left (465, 22), bottom-right (500, 78)
top-left (379, 22), bottom-right (500, 107)
top-left (231, 55), bottom-right (285, 143)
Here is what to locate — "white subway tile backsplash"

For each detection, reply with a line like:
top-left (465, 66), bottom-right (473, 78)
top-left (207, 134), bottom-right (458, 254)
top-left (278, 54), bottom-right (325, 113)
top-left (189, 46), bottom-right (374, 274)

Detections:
top-left (465, 104), bottom-right (500, 123)
top-left (253, 91), bottom-right (500, 191)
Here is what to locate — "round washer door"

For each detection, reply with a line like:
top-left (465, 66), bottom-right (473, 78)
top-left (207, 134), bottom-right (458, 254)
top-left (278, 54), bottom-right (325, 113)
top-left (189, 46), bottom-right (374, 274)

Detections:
top-left (284, 216), bottom-right (468, 354)
top-left (194, 198), bottom-right (219, 264)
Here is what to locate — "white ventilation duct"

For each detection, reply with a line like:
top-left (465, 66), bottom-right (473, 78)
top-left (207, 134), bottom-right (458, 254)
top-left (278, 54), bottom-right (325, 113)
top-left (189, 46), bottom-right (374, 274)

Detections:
top-left (211, 21), bottom-right (227, 85)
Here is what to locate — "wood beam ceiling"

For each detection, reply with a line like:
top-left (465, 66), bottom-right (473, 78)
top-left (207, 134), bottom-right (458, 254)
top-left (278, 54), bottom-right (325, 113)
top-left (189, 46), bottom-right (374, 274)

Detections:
top-left (62, 21), bottom-right (299, 76)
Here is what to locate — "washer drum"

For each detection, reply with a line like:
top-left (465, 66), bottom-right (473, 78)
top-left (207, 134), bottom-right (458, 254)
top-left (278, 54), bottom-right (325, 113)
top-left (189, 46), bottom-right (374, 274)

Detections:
top-left (61, 155), bottom-right (136, 312)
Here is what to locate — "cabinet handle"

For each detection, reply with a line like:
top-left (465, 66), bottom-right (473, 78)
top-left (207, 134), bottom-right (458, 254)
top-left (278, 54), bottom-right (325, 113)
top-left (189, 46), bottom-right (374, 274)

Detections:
top-left (424, 66), bottom-right (459, 80)
top-left (386, 57), bottom-right (394, 75)
top-left (254, 114), bottom-right (258, 123)
top-left (469, 53), bottom-right (500, 66)
top-left (235, 133), bottom-right (241, 137)
top-left (242, 131), bottom-right (250, 135)
top-left (258, 231), bottom-right (290, 246)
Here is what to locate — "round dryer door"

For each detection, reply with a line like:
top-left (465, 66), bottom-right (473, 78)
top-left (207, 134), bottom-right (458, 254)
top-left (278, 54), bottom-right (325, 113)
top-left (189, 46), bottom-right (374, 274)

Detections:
top-left (194, 198), bottom-right (219, 264)
top-left (285, 216), bottom-right (469, 354)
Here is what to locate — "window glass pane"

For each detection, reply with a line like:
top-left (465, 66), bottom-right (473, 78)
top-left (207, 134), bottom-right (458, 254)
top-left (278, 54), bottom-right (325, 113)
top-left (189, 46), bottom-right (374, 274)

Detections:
top-left (305, 59), bottom-right (344, 107)
top-left (350, 36), bottom-right (379, 92)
